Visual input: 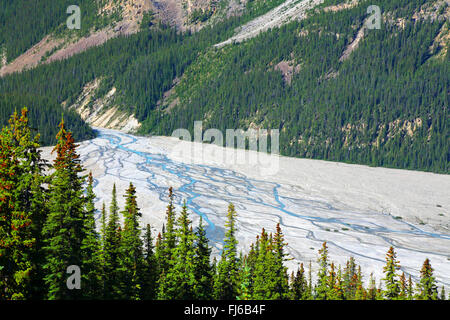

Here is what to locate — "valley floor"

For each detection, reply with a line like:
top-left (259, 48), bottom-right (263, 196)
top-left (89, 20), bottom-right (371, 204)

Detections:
top-left (41, 128), bottom-right (450, 290)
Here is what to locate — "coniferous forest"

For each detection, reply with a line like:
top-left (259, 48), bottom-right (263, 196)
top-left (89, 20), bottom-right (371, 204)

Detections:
top-left (0, 109), bottom-right (447, 301)
top-left (0, 0), bottom-right (448, 173)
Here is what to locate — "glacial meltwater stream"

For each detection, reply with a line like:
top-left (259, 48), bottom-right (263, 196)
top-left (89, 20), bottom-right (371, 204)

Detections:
top-left (65, 128), bottom-right (449, 288)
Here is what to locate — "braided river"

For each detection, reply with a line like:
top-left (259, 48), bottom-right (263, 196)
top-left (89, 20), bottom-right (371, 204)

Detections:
top-left (43, 127), bottom-right (450, 289)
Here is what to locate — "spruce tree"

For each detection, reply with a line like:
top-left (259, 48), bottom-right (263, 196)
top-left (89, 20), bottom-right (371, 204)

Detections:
top-left (367, 273), bottom-right (378, 300)
top-left (327, 262), bottom-right (338, 300)
top-left (80, 172), bottom-right (102, 299)
top-left (102, 184), bottom-right (122, 299)
top-left (42, 118), bottom-right (86, 300)
top-left (237, 257), bottom-right (252, 300)
top-left (290, 263), bottom-right (309, 300)
top-left (158, 187), bottom-right (177, 275)
top-left (334, 265), bottom-right (345, 300)
top-left (159, 201), bottom-right (196, 299)
top-left (399, 272), bottom-right (407, 300)
top-left (142, 224), bottom-right (158, 300)
top-left (0, 108), bottom-right (47, 300)
top-left (100, 202), bottom-right (107, 246)
top-left (252, 228), bottom-right (274, 299)
top-left (272, 223), bottom-right (289, 299)
top-left (193, 217), bottom-right (214, 300)
top-left (343, 256), bottom-right (357, 299)
top-left (407, 275), bottom-right (414, 300)
top-left (439, 286), bottom-right (446, 300)
top-left (382, 246), bottom-right (401, 300)
top-left (118, 182), bottom-right (144, 300)
top-left (354, 266), bottom-right (366, 300)
top-left (417, 258), bottom-right (438, 300)
top-left (315, 242), bottom-right (330, 300)
top-left (214, 203), bottom-right (239, 300)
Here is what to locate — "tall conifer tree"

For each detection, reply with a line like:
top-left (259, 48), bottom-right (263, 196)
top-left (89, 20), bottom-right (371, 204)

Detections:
top-left (193, 217), bottom-right (214, 300)
top-left (214, 203), bottom-right (239, 299)
top-left (142, 224), bottom-right (158, 300)
top-left (0, 108), bottom-right (47, 300)
top-left (80, 172), bottom-right (102, 299)
top-left (382, 246), bottom-right (401, 300)
top-left (417, 258), bottom-right (438, 300)
top-left (42, 117), bottom-right (86, 299)
top-left (118, 182), bottom-right (144, 300)
top-left (102, 184), bottom-right (122, 299)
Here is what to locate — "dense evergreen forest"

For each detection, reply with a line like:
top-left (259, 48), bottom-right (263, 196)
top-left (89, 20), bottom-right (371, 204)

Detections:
top-left (0, 94), bottom-right (94, 145)
top-left (0, 0), bottom-right (448, 171)
top-left (0, 109), bottom-right (447, 300)
top-left (0, 0), bottom-right (119, 62)
top-left (151, 0), bottom-right (449, 173)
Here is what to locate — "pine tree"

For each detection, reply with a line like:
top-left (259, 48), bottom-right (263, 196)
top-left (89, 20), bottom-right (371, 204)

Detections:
top-left (382, 246), bottom-right (401, 300)
top-left (417, 258), bottom-right (438, 300)
top-left (42, 117), bottom-right (86, 300)
top-left (0, 108), bottom-right (47, 300)
top-left (214, 203), bottom-right (239, 300)
top-left (118, 182), bottom-right (144, 300)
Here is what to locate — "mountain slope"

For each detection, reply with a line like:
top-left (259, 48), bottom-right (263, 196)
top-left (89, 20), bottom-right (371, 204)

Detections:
top-left (148, 0), bottom-right (450, 173)
top-left (0, 0), bottom-right (448, 171)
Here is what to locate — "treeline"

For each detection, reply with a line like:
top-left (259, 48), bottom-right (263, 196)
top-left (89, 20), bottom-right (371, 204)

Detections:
top-left (0, 108), bottom-right (446, 300)
top-left (0, 0), bottom-right (118, 63)
top-left (0, 93), bottom-right (94, 145)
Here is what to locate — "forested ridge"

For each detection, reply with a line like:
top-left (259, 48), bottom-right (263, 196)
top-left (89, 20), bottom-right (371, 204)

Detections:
top-left (0, 0), bottom-right (119, 63)
top-left (0, 109), bottom-right (447, 300)
top-left (0, 0), bottom-right (448, 172)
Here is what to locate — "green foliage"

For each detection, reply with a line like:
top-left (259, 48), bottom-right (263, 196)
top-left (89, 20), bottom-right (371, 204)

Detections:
top-left (0, 109), bottom-right (448, 300)
top-left (2, 0), bottom-right (447, 173)
top-left (142, 224), bottom-right (158, 300)
top-left (0, 0), bottom-right (119, 62)
top-left (0, 108), bottom-right (47, 300)
top-left (382, 246), bottom-right (401, 300)
top-left (193, 218), bottom-right (214, 300)
top-left (214, 203), bottom-right (240, 300)
top-left (315, 242), bottom-right (330, 299)
top-left (80, 172), bottom-right (102, 299)
top-left (118, 183), bottom-right (144, 300)
top-left (41, 118), bottom-right (86, 299)
top-left (147, 1), bottom-right (449, 174)
top-left (102, 184), bottom-right (122, 299)
top-left (0, 94), bottom-right (94, 146)
top-left (417, 258), bottom-right (438, 300)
